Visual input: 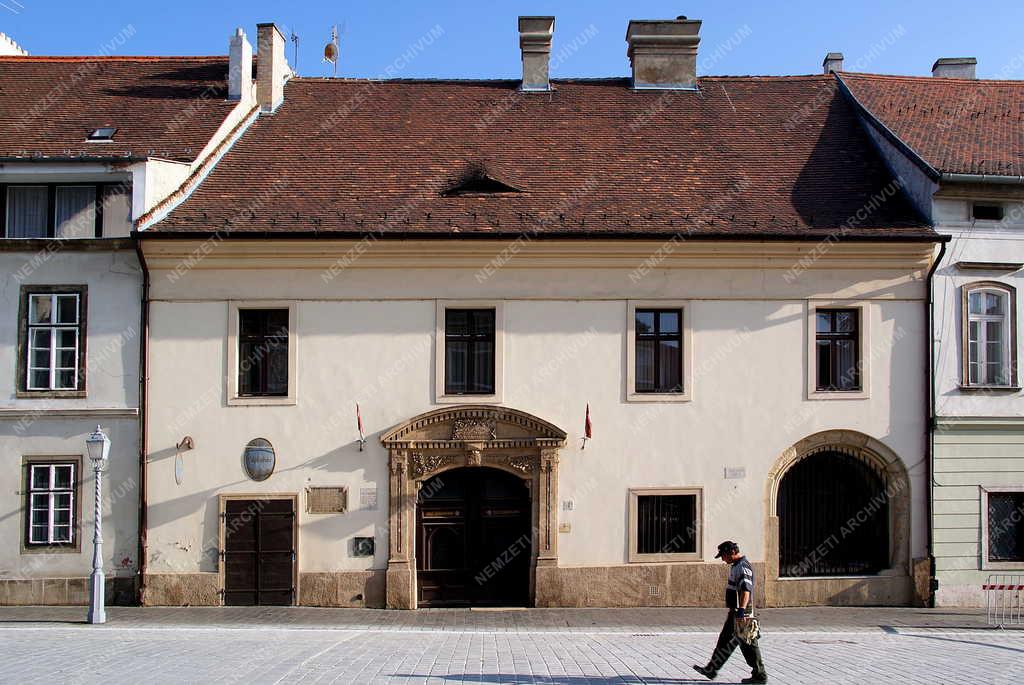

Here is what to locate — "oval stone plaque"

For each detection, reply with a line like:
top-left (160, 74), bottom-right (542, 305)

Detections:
top-left (243, 438), bottom-right (276, 482)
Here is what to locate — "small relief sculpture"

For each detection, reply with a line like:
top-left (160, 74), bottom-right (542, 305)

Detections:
top-left (466, 448), bottom-right (483, 467)
top-left (505, 456), bottom-right (534, 474)
top-left (411, 453), bottom-right (455, 478)
top-left (451, 418), bottom-right (497, 441)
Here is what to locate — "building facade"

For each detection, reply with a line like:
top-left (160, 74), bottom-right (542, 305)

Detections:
top-left (136, 18), bottom-right (940, 609)
top-left (0, 33), bottom-right (261, 605)
top-left (842, 61), bottom-right (1024, 606)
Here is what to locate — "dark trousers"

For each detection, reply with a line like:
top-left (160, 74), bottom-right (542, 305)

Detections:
top-left (707, 610), bottom-right (766, 676)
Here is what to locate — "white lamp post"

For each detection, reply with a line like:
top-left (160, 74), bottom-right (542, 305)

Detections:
top-left (85, 425), bottom-right (111, 624)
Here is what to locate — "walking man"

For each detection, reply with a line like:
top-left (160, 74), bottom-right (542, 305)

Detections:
top-left (693, 540), bottom-right (768, 683)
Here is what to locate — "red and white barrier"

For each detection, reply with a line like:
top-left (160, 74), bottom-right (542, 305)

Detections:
top-left (985, 574), bottom-right (1023, 627)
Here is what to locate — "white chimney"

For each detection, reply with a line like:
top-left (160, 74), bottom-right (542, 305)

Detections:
top-left (626, 17), bottom-right (701, 90)
top-left (822, 52), bottom-right (844, 74)
top-left (0, 32), bottom-right (28, 56)
top-left (228, 28), bottom-right (253, 102)
top-left (932, 57), bottom-right (977, 79)
top-left (257, 22), bottom-right (290, 113)
top-left (518, 16), bottom-right (555, 92)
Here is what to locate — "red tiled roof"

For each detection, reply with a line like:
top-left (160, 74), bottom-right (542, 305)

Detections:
top-left (0, 56), bottom-right (238, 163)
top-left (840, 72), bottom-right (1024, 177)
top-left (146, 76), bottom-right (932, 239)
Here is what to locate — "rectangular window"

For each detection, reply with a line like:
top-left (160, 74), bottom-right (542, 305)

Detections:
top-left (628, 488), bottom-right (702, 562)
top-left (26, 462), bottom-right (77, 547)
top-left (5, 185), bottom-right (49, 238)
top-left (237, 309), bottom-right (289, 397)
top-left (988, 491), bottom-right (1024, 563)
top-left (20, 288), bottom-right (86, 392)
top-left (635, 309), bottom-right (683, 393)
top-left (966, 287), bottom-right (1013, 386)
top-left (2, 184), bottom-right (109, 238)
top-left (973, 203), bottom-right (1005, 221)
top-left (816, 309), bottom-right (860, 391)
top-left (444, 308), bottom-right (495, 395)
top-left (55, 186), bottom-right (97, 238)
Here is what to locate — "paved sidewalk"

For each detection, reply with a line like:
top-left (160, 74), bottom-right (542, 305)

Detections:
top-left (0, 607), bottom-right (1019, 684)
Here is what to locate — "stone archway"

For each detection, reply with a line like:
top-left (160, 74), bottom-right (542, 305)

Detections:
top-left (380, 405), bottom-right (567, 609)
top-left (763, 429), bottom-right (914, 606)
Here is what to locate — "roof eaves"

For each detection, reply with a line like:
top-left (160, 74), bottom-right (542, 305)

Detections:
top-left (833, 72), bottom-right (941, 182)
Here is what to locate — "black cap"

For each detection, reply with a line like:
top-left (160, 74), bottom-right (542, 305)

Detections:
top-left (714, 540), bottom-right (739, 558)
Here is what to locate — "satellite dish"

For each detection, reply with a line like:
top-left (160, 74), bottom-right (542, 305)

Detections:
top-left (324, 41), bottom-right (339, 64)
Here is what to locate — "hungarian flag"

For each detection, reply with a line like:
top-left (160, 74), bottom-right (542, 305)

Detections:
top-left (585, 403), bottom-right (593, 439)
top-left (356, 403), bottom-right (365, 443)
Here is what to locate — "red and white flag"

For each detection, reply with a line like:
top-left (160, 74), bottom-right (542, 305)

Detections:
top-left (583, 403), bottom-right (592, 448)
top-left (356, 403), bottom-right (366, 449)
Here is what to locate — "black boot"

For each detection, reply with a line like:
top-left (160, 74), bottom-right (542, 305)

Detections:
top-left (741, 673), bottom-right (768, 684)
top-left (692, 664), bottom-right (717, 680)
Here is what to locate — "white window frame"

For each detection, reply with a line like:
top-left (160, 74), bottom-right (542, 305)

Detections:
top-left (627, 487), bottom-right (703, 563)
top-left (962, 283), bottom-right (1016, 389)
top-left (226, 301), bottom-right (298, 406)
top-left (25, 292), bottom-right (81, 391)
top-left (626, 300), bottom-right (693, 402)
top-left (435, 300), bottom-right (504, 404)
top-left (26, 462), bottom-right (77, 546)
top-left (806, 300), bottom-right (871, 400)
top-left (980, 486), bottom-right (1024, 570)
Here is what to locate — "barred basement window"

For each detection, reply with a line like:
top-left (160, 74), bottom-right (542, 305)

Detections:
top-left (628, 488), bottom-right (702, 562)
top-left (987, 491), bottom-right (1024, 563)
top-left (26, 462), bottom-right (77, 547)
top-left (237, 309), bottom-right (289, 397)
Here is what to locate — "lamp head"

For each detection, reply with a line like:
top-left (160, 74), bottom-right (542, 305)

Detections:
top-left (86, 425), bottom-right (111, 465)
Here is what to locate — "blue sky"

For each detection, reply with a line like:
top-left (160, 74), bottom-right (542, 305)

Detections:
top-left (4, 1), bottom-right (1024, 80)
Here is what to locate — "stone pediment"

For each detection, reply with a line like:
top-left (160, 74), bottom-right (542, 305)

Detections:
top-left (380, 405), bottom-right (566, 449)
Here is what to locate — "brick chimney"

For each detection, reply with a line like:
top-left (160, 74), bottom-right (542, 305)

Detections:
top-left (822, 52), bottom-right (844, 74)
top-left (518, 16), bottom-right (555, 91)
top-left (257, 22), bottom-right (290, 113)
top-left (932, 57), bottom-right (977, 79)
top-left (228, 28), bottom-right (253, 102)
top-left (626, 17), bottom-right (701, 90)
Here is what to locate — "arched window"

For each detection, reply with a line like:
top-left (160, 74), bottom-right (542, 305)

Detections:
top-left (963, 283), bottom-right (1016, 387)
top-left (777, 449), bottom-right (890, 577)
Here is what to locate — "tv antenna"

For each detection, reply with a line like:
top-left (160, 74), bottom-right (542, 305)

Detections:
top-left (289, 30), bottom-right (299, 72)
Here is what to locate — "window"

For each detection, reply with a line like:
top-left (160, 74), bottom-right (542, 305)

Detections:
top-left (2, 183), bottom-right (109, 238)
top-left (18, 287), bottom-right (86, 395)
top-left (237, 309), bottom-right (289, 397)
top-left (635, 309), bottom-right (683, 393)
top-left (627, 301), bottom-right (692, 402)
top-left (987, 491), bottom-right (1024, 563)
top-left (87, 127), bottom-right (117, 141)
top-left (973, 203), bottom-right (1005, 221)
top-left (964, 284), bottom-right (1015, 387)
top-left (444, 308), bottom-right (495, 395)
top-left (628, 488), bottom-right (702, 562)
top-left (5, 185), bottom-right (48, 238)
top-left (816, 309), bottom-right (860, 391)
top-left (25, 462), bottom-right (77, 548)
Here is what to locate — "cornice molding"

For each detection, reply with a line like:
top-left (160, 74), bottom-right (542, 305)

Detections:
top-left (141, 239), bottom-right (937, 272)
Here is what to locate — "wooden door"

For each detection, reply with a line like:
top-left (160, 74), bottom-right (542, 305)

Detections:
top-left (223, 498), bottom-right (295, 605)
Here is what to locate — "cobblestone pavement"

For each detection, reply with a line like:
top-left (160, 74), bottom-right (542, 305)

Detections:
top-left (0, 607), bottom-right (1020, 684)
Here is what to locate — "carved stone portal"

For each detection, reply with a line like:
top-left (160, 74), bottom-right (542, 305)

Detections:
top-left (380, 405), bottom-right (567, 609)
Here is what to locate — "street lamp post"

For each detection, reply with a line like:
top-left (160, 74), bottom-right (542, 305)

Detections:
top-left (85, 425), bottom-right (111, 624)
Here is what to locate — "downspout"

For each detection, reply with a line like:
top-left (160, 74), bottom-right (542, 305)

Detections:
top-left (925, 238), bottom-right (948, 608)
top-left (133, 238), bottom-right (151, 605)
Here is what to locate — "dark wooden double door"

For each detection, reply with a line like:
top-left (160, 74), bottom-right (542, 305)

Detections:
top-left (417, 468), bottom-right (532, 607)
top-left (223, 498), bottom-right (295, 605)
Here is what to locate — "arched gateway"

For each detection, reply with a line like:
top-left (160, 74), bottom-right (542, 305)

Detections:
top-left (380, 405), bottom-right (567, 609)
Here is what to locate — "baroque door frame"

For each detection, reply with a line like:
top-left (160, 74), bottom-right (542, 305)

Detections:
top-left (381, 405), bottom-right (567, 609)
